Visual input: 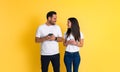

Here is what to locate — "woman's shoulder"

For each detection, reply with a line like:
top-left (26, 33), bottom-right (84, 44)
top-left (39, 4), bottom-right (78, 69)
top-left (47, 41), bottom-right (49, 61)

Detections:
top-left (80, 32), bottom-right (83, 34)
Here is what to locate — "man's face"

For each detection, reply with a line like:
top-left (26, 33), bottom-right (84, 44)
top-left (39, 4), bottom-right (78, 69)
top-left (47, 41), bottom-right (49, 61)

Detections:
top-left (48, 14), bottom-right (57, 25)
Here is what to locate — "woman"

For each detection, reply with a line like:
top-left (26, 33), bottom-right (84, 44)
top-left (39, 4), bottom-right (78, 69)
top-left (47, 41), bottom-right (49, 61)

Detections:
top-left (63, 17), bottom-right (84, 72)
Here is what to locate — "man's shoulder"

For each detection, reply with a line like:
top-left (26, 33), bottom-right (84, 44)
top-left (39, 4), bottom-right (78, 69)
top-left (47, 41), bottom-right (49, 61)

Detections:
top-left (38, 24), bottom-right (46, 29)
top-left (55, 24), bottom-right (60, 29)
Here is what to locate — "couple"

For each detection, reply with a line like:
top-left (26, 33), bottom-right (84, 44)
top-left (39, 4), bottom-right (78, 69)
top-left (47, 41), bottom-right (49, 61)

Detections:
top-left (35, 11), bottom-right (84, 72)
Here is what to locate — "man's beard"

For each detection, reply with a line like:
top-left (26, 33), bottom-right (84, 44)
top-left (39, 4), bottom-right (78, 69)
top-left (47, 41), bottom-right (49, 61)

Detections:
top-left (50, 21), bottom-right (55, 25)
top-left (51, 23), bottom-right (55, 25)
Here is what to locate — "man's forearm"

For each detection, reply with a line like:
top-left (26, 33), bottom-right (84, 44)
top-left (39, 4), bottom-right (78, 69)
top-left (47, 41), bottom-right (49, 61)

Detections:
top-left (35, 37), bottom-right (47, 43)
top-left (56, 37), bottom-right (63, 42)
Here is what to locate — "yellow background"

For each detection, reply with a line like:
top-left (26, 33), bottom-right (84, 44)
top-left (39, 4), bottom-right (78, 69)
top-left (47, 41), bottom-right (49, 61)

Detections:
top-left (0, 0), bottom-right (120, 72)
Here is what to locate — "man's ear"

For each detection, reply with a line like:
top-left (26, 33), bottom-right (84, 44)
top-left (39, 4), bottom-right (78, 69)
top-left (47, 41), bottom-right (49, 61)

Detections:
top-left (48, 17), bottom-right (52, 21)
top-left (48, 17), bottom-right (50, 20)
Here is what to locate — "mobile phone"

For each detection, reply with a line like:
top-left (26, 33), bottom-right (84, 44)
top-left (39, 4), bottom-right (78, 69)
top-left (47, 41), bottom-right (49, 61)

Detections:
top-left (48, 33), bottom-right (53, 36)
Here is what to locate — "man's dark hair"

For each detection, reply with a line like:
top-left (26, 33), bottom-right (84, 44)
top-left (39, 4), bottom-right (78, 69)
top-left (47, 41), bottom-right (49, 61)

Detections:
top-left (46, 11), bottom-right (57, 19)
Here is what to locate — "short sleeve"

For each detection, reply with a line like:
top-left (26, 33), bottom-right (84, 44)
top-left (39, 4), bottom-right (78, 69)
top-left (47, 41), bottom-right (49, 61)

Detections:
top-left (63, 32), bottom-right (66, 39)
top-left (57, 26), bottom-right (62, 37)
top-left (36, 26), bottom-right (41, 38)
top-left (80, 32), bottom-right (84, 39)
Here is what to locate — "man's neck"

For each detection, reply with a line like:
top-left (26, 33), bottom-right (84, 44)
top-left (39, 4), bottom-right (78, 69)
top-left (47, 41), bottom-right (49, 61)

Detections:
top-left (46, 22), bottom-right (51, 26)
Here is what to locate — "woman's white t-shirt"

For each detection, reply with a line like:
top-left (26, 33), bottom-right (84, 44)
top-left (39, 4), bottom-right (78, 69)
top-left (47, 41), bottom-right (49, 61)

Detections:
top-left (64, 32), bottom-right (84, 52)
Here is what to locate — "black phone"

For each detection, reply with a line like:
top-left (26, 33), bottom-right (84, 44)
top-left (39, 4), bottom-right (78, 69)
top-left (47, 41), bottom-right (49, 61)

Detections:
top-left (48, 33), bottom-right (53, 36)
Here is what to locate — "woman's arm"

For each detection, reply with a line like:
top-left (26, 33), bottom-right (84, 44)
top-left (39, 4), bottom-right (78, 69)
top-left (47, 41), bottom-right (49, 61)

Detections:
top-left (63, 39), bottom-right (67, 46)
top-left (69, 39), bottom-right (84, 47)
top-left (63, 38), bottom-right (84, 47)
top-left (75, 39), bottom-right (84, 47)
top-left (63, 39), bottom-right (71, 46)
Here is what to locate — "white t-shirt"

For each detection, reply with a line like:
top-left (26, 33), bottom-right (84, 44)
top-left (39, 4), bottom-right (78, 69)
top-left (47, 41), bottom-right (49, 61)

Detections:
top-left (64, 32), bottom-right (84, 52)
top-left (36, 24), bottom-right (62, 55)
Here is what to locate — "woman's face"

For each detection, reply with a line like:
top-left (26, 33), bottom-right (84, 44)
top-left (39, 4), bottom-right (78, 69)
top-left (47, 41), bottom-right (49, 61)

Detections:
top-left (67, 20), bottom-right (72, 28)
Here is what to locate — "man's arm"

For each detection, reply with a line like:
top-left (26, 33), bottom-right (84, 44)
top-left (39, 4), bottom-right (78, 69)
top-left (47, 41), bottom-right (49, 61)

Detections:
top-left (56, 37), bottom-right (63, 42)
top-left (56, 26), bottom-right (63, 42)
top-left (49, 35), bottom-right (63, 42)
top-left (35, 34), bottom-right (63, 43)
top-left (35, 36), bottom-right (49, 43)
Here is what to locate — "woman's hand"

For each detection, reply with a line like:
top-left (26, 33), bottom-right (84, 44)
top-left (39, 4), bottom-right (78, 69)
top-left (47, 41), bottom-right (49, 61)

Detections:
top-left (64, 39), bottom-right (84, 47)
top-left (63, 39), bottom-right (74, 46)
top-left (68, 40), bottom-right (77, 45)
top-left (67, 39), bottom-right (84, 47)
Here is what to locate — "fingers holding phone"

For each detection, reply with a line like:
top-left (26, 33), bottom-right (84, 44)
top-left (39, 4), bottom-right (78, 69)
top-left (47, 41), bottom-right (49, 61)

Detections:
top-left (47, 33), bottom-right (55, 41)
top-left (67, 39), bottom-right (77, 45)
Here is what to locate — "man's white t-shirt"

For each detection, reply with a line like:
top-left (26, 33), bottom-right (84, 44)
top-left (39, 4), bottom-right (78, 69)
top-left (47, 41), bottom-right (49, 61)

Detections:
top-left (36, 24), bottom-right (62, 55)
top-left (64, 32), bottom-right (84, 52)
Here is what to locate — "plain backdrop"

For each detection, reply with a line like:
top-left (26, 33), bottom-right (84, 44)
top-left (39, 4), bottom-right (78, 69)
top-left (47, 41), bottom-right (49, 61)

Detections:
top-left (0, 0), bottom-right (120, 72)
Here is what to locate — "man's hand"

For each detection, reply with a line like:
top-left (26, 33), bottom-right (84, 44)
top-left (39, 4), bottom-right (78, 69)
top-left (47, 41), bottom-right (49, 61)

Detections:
top-left (48, 35), bottom-right (56, 41)
top-left (44, 35), bottom-right (51, 40)
top-left (35, 35), bottom-right (51, 43)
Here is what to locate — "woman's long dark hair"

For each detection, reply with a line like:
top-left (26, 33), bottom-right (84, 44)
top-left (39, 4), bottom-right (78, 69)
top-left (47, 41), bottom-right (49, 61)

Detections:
top-left (66, 17), bottom-right (81, 41)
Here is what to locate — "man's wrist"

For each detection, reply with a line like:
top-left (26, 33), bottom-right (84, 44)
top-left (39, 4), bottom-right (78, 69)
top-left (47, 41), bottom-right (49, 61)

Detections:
top-left (55, 37), bottom-right (57, 41)
top-left (44, 36), bottom-right (48, 41)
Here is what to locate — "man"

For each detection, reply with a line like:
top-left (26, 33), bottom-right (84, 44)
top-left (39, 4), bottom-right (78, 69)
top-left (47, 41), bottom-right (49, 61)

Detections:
top-left (35, 11), bottom-right (63, 72)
